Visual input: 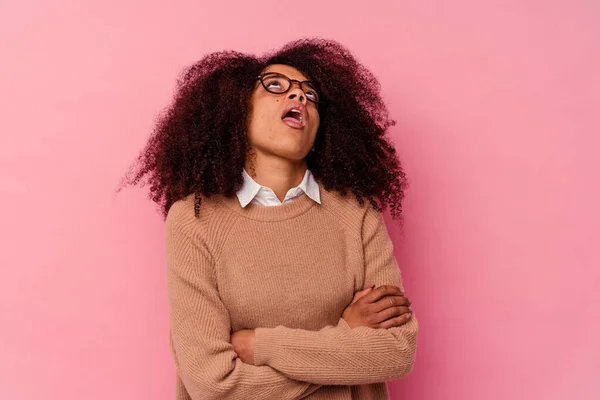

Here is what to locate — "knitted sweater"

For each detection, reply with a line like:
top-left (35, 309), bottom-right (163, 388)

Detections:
top-left (165, 181), bottom-right (419, 399)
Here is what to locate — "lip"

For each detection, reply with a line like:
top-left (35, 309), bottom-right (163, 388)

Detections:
top-left (281, 102), bottom-right (307, 128)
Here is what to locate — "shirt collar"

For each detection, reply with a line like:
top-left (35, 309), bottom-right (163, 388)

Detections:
top-left (237, 168), bottom-right (321, 208)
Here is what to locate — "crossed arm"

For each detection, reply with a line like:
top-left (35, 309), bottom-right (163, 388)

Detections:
top-left (165, 202), bottom-right (418, 399)
top-left (250, 206), bottom-right (418, 385)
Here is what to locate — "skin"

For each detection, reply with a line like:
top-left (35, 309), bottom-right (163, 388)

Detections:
top-left (231, 64), bottom-right (412, 365)
top-left (343, 285), bottom-right (412, 329)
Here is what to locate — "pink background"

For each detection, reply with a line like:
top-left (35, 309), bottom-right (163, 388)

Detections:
top-left (1, 0), bottom-right (598, 399)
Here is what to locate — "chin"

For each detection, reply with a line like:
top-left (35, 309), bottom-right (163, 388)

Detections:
top-left (270, 148), bottom-right (310, 161)
top-left (269, 141), bottom-right (310, 159)
top-left (280, 152), bottom-right (309, 162)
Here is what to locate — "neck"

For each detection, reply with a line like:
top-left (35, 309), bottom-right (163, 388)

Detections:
top-left (245, 154), bottom-right (308, 202)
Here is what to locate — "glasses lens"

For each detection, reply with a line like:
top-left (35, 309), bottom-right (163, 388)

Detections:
top-left (302, 82), bottom-right (320, 103)
top-left (261, 74), bottom-right (290, 93)
top-left (260, 73), bottom-right (320, 103)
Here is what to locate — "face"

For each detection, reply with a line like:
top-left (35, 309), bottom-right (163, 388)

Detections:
top-left (246, 64), bottom-right (320, 163)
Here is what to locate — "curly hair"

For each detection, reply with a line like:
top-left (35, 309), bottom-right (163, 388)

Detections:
top-left (117, 37), bottom-right (409, 222)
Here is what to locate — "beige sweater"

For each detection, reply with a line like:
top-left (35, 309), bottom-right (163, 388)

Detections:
top-left (165, 182), bottom-right (418, 399)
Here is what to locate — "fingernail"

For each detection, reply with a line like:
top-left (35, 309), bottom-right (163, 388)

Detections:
top-left (408, 306), bottom-right (413, 311)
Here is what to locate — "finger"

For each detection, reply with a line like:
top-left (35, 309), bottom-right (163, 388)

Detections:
top-left (375, 306), bottom-right (411, 323)
top-left (357, 305), bottom-right (411, 326)
top-left (371, 295), bottom-right (411, 312)
top-left (351, 286), bottom-right (374, 304)
top-left (361, 285), bottom-right (404, 304)
top-left (377, 312), bottom-right (412, 329)
top-left (352, 288), bottom-right (371, 299)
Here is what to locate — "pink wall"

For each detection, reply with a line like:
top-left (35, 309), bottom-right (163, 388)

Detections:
top-left (1, 1), bottom-right (598, 399)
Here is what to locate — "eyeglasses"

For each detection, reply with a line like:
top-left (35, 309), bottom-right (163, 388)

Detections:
top-left (254, 72), bottom-right (322, 104)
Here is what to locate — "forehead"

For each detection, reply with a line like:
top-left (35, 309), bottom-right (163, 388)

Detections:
top-left (262, 64), bottom-right (310, 81)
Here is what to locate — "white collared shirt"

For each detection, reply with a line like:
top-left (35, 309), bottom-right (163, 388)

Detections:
top-left (236, 168), bottom-right (321, 208)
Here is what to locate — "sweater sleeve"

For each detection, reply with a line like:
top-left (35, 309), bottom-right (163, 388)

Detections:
top-left (165, 202), bottom-right (323, 400)
top-left (252, 204), bottom-right (419, 386)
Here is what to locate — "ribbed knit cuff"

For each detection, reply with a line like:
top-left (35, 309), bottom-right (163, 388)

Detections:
top-left (253, 327), bottom-right (276, 366)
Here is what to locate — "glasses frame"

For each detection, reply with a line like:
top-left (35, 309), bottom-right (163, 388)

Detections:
top-left (254, 72), bottom-right (324, 104)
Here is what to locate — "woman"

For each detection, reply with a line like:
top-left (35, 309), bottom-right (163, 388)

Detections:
top-left (120, 38), bottom-right (418, 399)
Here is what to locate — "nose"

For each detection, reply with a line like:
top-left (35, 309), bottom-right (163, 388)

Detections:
top-left (287, 84), bottom-right (307, 104)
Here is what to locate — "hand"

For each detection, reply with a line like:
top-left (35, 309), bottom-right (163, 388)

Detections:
top-left (230, 329), bottom-right (256, 365)
top-left (342, 285), bottom-right (412, 329)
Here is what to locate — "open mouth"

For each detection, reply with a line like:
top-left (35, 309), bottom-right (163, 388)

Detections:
top-left (283, 109), bottom-right (303, 122)
top-left (282, 109), bottom-right (305, 128)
